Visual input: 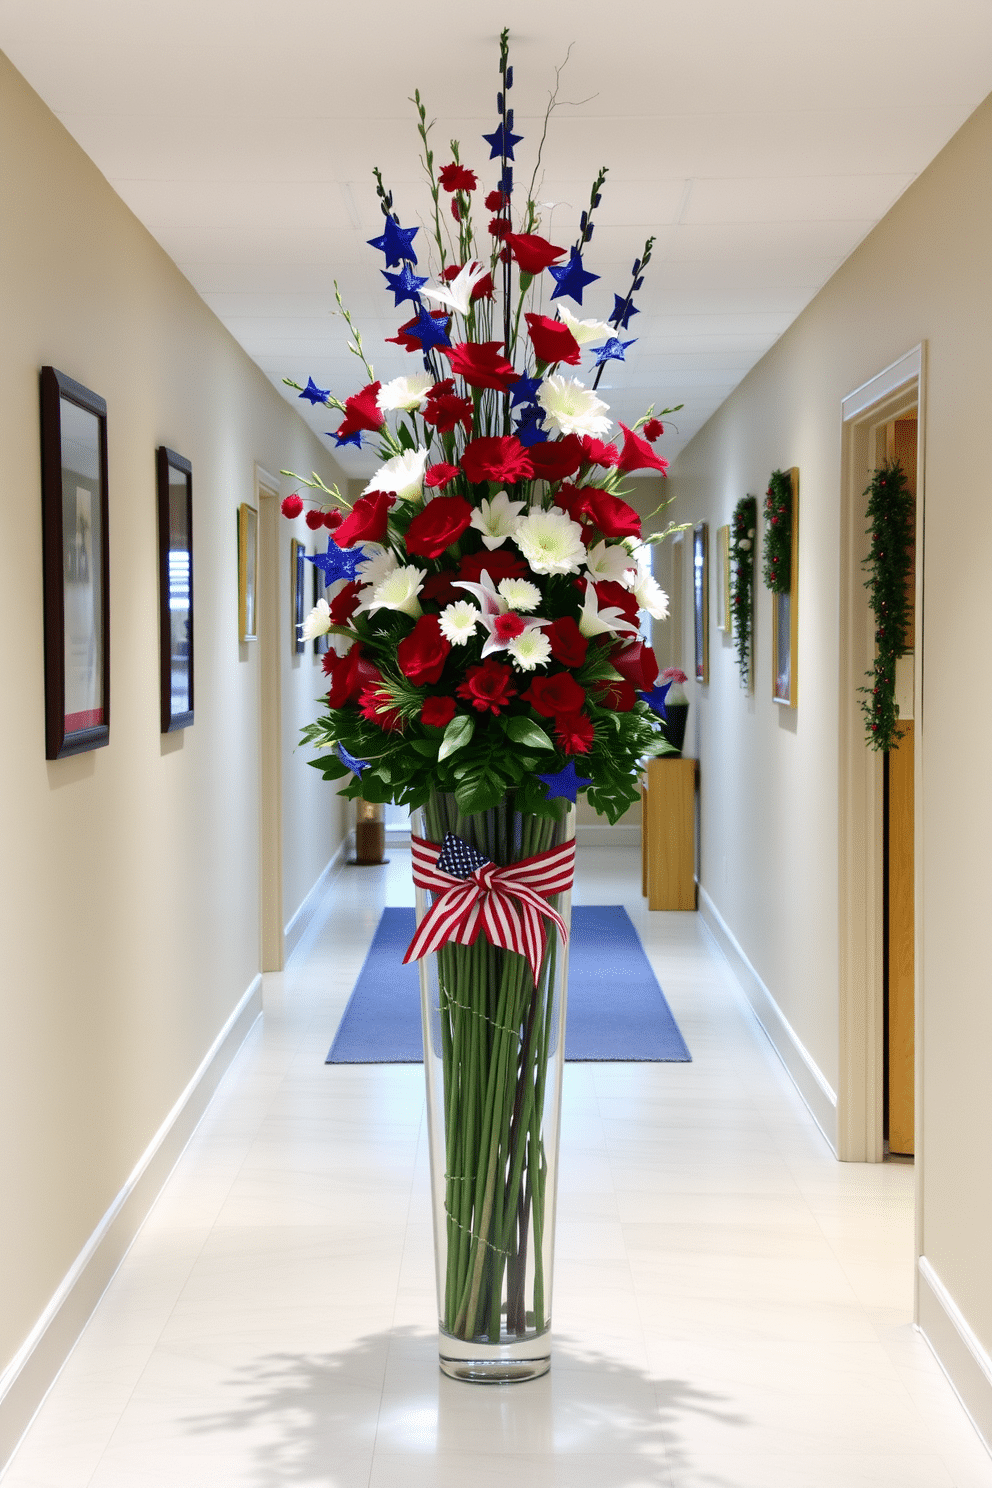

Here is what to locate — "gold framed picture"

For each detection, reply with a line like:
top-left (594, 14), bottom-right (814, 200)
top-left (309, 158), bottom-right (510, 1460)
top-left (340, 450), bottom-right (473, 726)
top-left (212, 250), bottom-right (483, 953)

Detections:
top-left (238, 502), bottom-right (258, 642)
top-left (716, 523), bottom-right (730, 632)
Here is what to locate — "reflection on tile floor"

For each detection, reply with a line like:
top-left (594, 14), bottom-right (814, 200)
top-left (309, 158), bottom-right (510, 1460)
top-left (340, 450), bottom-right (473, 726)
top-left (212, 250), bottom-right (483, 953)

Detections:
top-left (4, 846), bottom-right (991, 1487)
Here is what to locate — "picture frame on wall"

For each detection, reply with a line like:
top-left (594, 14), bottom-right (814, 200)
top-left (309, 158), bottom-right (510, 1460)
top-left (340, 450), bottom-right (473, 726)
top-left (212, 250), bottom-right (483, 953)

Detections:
top-left (693, 521), bottom-right (709, 684)
top-left (238, 502), bottom-right (258, 642)
top-left (291, 538), bottom-right (306, 655)
top-left (39, 366), bottom-right (111, 760)
top-left (716, 523), bottom-right (730, 632)
top-left (156, 447), bottom-right (194, 732)
top-left (313, 561), bottom-right (330, 656)
top-left (772, 467), bottom-right (800, 707)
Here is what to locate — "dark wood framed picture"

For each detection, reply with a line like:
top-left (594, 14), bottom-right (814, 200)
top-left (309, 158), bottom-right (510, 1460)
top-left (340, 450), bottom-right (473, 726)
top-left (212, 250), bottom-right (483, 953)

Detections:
top-left (238, 502), bottom-right (258, 642)
top-left (156, 447), bottom-right (194, 732)
top-left (39, 367), bottom-right (111, 759)
top-left (291, 538), bottom-right (306, 655)
top-left (693, 521), bottom-right (709, 684)
top-left (772, 467), bottom-right (800, 708)
top-left (313, 560), bottom-right (330, 656)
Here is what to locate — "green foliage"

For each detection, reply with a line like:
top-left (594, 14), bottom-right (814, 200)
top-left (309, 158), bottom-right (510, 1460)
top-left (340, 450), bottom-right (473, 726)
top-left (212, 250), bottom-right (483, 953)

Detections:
top-left (730, 495), bottom-right (757, 687)
top-left (858, 460), bottom-right (913, 752)
top-left (761, 469), bottom-right (792, 593)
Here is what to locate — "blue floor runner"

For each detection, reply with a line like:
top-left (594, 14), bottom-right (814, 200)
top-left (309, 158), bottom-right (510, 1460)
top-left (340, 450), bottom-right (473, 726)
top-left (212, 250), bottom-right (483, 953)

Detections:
top-left (326, 905), bottom-right (691, 1064)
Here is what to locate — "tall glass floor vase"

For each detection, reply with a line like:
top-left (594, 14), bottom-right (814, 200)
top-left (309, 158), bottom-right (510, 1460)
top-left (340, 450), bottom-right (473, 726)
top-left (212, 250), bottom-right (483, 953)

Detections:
top-left (411, 791), bottom-right (574, 1383)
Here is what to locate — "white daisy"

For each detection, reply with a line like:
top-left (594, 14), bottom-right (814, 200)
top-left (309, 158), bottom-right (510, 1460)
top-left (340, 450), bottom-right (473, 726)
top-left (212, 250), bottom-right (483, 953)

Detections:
top-left (577, 582), bottom-right (639, 639)
top-left (584, 539), bottom-right (637, 585)
top-left (536, 375), bottom-right (612, 439)
top-left (420, 260), bottom-right (489, 317)
top-left (366, 564), bottom-right (426, 619)
top-left (355, 544), bottom-right (398, 590)
top-left (300, 598), bottom-right (331, 642)
top-left (559, 307), bottom-right (615, 347)
top-left (508, 629), bottom-right (552, 671)
top-left (630, 561), bottom-right (670, 620)
top-left (498, 578), bottom-right (541, 612)
top-left (362, 447), bottom-right (428, 503)
top-left (469, 490), bottom-right (526, 550)
top-left (513, 508), bottom-right (587, 575)
top-left (376, 372), bottom-right (434, 413)
top-left (438, 601), bottom-right (481, 645)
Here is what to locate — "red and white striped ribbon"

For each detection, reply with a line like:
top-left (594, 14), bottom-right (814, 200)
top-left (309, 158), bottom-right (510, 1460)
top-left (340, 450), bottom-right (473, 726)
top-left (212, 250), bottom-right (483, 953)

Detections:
top-left (404, 834), bottom-right (575, 985)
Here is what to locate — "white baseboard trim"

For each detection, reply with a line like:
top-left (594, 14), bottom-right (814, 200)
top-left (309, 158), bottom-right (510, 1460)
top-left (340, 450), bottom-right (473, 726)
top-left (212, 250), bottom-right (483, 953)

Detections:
top-left (283, 835), bottom-right (350, 960)
top-left (698, 886), bottom-right (838, 1153)
top-left (0, 974), bottom-right (263, 1477)
top-left (918, 1256), bottom-right (992, 1454)
top-left (576, 824), bottom-right (641, 846)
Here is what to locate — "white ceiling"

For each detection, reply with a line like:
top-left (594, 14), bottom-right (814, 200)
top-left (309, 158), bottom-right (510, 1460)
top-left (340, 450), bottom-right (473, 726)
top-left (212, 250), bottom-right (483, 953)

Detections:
top-left (4, 1), bottom-right (992, 476)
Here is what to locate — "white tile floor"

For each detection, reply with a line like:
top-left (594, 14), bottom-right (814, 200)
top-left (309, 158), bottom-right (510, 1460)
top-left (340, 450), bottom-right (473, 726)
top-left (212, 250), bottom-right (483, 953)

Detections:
top-left (5, 845), bottom-right (992, 1487)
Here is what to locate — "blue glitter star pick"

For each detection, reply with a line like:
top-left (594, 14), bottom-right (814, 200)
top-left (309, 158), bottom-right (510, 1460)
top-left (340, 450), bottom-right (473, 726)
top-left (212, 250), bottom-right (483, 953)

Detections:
top-left (382, 262), bottom-right (428, 307)
top-left (367, 216), bottom-right (419, 267)
top-left (299, 376), bottom-right (330, 405)
top-left (610, 294), bottom-right (640, 330)
top-left (640, 680), bottom-right (673, 722)
top-left (514, 406), bottom-right (548, 447)
top-left (548, 248), bottom-right (600, 306)
top-left (330, 427), bottom-right (364, 449)
top-left (482, 121), bottom-right (524, 161)
top-left (590, 336), bottom-right (637, 366)
top-left (537, 760), bottom-right (593, 803)
top-left (308, 540), bottom-right (364, 585)
top-left (508, 373), bottom-right (542, 408)
top-left (436, 833), bottom-right (491, 879)
top-left (406, 302), bottom-right (452, 356)
top-left (337, 742), bottom-right (369, 778)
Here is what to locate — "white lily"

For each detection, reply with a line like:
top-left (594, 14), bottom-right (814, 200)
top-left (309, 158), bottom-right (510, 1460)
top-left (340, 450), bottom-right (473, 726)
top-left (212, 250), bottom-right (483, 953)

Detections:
top-left (420, 260), bottom-right (489, 317)
top-left (377, 372), bottom-right (434, 413)
top-left (559, 306), bottom-right (615, 347)
top-left (366, 564), bottom-right (426, 619)
top-left (469, 490), bottom-right (526, 550)
top-left (362, 447), bottom-right (428, 503)
top-left (585, 539), bottom-right (637, 586)
top-left (453, 569), bottom-right (550, 658)
top-left (577, 582), bottom-right (639, 639)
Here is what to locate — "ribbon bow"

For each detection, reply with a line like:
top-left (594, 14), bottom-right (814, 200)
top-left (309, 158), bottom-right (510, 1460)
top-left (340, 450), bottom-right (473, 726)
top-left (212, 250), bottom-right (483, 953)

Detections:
top-left (404, 832), bottom-right (575, 985)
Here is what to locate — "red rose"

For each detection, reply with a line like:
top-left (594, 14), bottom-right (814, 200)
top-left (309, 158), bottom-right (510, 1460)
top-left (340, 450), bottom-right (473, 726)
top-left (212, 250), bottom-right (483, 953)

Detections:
top-left (281, 493), bottom-right (303, 519)
top-left (423, 391), bottom-right (474, 434)
top-left (611, 640), bottom-right (659, 691)
top-left (387, 310), bottom-right (450, 352)
top-left (552, 483), bottom-right (586, 522)
top-left (438, 163), bottom-right (478, 192)
top-left (594, 678), bottom-right (638, 712)
top-left (441, 263), bottom-right (494, 300)
top-left (328, 581), bottom-right (363, 626)
top-left (523, 671), bottom-right (586, 718)
top-left (617, 422), bottom-right (670, 475)
top-left (580, 436), bottom-right (620, 468)
top-left (544, 617), bottom-right (588, 668)
top-left (325, 648), bottom-right (380, 709)
top-left (405, 496), bottom-right (474, 560)
top-left (397, 615), bottom-right (451, 686)
top-left (642, 418), bottom-right (664, 442)
top-left (554, 712), bottom-right (596, 754)
top-left (593, 580), bottom-right (640, 628)
top-left (528, 436), bottom-right (585, 484)
top-left (458, 549), bottom-right (529, 587)
top-left (334, 491), bottom-right (392, 548)
top-left (323, 508), bottom-right (343, 530)
top-left (305, 508), bottom-right (326, 531)
top-left (525, 313), bottom-right (581, 367)
top-left (461, 435), bottom-right (534, 485)
top-left (441, 341), bottom-right (517, 391)
top-left (358, 682), bottom-right (406, 732)
top-left (457, 659), bottom-right (517, 715)
top-left (334, 381), bottom-right (384, 443)
top-left (421, 696), bottom-right (457, 729)
top-left (425, 463), bottom-right (460, 489)
top-left (581, 488), bottom-right (642, 540)
top-left (505, 233), bottom-right (566, 274)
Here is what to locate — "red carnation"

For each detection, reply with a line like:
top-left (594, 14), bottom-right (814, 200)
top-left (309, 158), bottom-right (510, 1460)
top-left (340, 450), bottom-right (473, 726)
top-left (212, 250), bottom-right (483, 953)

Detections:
top-left (580, 436), bottom-right (620, 468)
top-left (438, 163), bottom-right (478, 193)
top-left (281, 493), bottom-right (303, 519)
top-left (358, 682), bottom-right (406, 733)
top-left (488, 216), bottom-right (512, 240)
top-left (485, 189), bottom-right (508, 211)
top-left (405, 496), bottom-right (474, 560)
top-left (425, 463), bottom-right (460, 490)
top-left (325, 648), bottom-right (380, 709)
top-left (461, 435), bottom-right (534, 485)
top-left (525, 313), bottom-right (581, 367)
top-left (594, 679), bottom-right (638, 712)
top-left (450, 197), bottom-right (462, 222)
top-left (387, 310), bottom-right (450, 352)
top-left (611, 640), bottom-right (659, 691)
top-left (397, 615), bottom-right (451, 686)
top-left (617, 422), bottom-right (670, 475)
top-left (323, 508), bottom-right (343, 530)
top-left (421, 696), bottom-right (457, 729)
top-left (305, 508), bottom-right (325, 531)
top-left (642, 418), bottom-right (664, 442)
top-left (334, 381), bottom-right (384, 443)
top-left (545, 617), bottom-right (588, 668)
top-left (441, 263), bottom-right (494, 301)
top-left (441, 341), bottom-right (517, 392)
top-left (528, 435), bottom-right (585, 483)
top-left (581, 488), bottom-right (642, 540)
top-left (457, 659), bottom-right (517, 715)
top-left (423, 390), bottom-right (474, 435)
top-left (328, 582), bottom-right (362, 626)
top-left (554, 712), bottom-right (596, 754)
top-left (505, 233), bottom-right (566, 274)
top-left (334, 491), bottom-right (392, 549)
top-left (523, 671), bottom-right (586, 718)
top-left (493, 612), bottom-right (527, 643)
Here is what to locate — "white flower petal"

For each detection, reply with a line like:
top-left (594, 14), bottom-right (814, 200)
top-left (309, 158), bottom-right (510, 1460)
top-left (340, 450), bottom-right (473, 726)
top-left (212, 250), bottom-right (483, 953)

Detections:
top-left (362, 448), bottom-right (428, 503)
top-left (508, 630), bottom-right (552, 671)
top-left (584, 540), bottom-right (637, 585)
top-left (559, 307), bottom-right (615, 346)
top-left (376, 373), bottom-right (434, 413)
top-left (513, 508), bottom-right (587, 576)
top-left (497, 578), bottom-right (541, 612)
top-left (420, 260), bottom-right (489, 317)
top-left (438, 601), bottom-right (481, 645)
top-left (469, 490), bottom-right (526, 551)
top-left (536, 375), bottom-right (611, 439)
top-left (300, 598), bottom-right (331, 642)
top-left (366, 564), bottom-right (426, 619)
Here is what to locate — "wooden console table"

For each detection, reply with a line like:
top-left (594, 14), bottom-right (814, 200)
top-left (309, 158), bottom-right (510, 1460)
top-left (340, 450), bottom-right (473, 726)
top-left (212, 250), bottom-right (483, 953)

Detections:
top-left (641, 756), bottom-right (698, 910)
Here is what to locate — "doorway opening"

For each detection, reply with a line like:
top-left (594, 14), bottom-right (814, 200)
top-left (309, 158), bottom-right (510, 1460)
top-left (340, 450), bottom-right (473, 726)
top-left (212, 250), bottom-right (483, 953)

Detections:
top-left (256, 465), bottom-right (284, 973)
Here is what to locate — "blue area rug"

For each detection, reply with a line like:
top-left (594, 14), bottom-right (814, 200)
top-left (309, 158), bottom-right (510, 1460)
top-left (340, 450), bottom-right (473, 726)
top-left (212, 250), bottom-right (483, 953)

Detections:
top-left (326, 905), bottom-right (691, 1064)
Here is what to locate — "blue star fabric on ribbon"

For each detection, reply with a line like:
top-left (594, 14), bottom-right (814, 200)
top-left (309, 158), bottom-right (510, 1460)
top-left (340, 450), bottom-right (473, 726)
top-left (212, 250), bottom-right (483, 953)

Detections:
top-left (337, 742), bottom-right (369, 778)
top-left (640, 680), bottom-right (673, 721)
top-left (548, 248), bottom-right (600, 306)
top-left (308, 540), bottom-right (364, 585)
top-left (482, 121), bottom-right (523, 161)
top-left (537, 760), bottom-right (593, 803)
top-left (436, 833), bottom-right (490, 879)
top-left (299, 376), bottom-right (330, 405)
top-left (610, 294), bottom-right (640, 329)
top-left (382, 262), bottom-right (428, 307)
top-left (406, 302), bottom-right (452, 356)
top-left (367, 217), bottom-right (419, 267)
top-left (591, 336), bottom-right (637, 366)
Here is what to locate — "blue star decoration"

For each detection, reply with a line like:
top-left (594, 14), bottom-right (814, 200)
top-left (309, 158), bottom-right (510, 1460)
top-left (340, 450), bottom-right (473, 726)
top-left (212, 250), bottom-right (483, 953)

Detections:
top-left (437, 833), bottom-right (490, 879)
top-left (640, 680), bottom-right (672, 722)
top-left (382, 262), bottom-right (428, 307)
top-left (591, 336), bottom-right (637, 366)
top-left (508, 373), bottom-right (542, 407)
top-left (299, 376), bottom-right (330, 405)
top-left (367, 216), bottom-right (419, 267)
top-left (329, 427), bottom-right (364, 450)
top-left (482, 121), bottom-right (524, 161)
top-left (514, 406), bottom-right (548, 447)
top-left (610, 294), bottom-right (640, 330)
top-left (336, 743), bottom-right (369, 778)
top-left (308, 540), bottom-right (364, 585)
top-left (548, 248), bottom-right (600, 306)
top-left (406, 302), bottom-right (452, 356)
top-left (537, 760), bottom-right (593, 804)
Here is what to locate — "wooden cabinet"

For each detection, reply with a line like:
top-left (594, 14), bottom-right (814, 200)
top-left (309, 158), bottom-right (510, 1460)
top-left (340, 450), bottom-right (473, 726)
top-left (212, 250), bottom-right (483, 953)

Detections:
top-left (641, 757), bottom-right (697, 910)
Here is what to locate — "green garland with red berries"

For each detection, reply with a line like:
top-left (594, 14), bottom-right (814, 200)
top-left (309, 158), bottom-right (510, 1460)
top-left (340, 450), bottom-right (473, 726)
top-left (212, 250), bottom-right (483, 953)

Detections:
top-left (761, 469), bottom-right (792, 593)
top-left (858, 460), bottom-right (913, 752)
top-left (729, 495), bottom-right (757, 687)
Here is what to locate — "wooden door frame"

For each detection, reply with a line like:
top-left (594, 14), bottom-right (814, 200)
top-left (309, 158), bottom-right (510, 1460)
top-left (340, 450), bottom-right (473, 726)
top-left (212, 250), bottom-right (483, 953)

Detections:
top-left (255, 464), bottom-right (284, 973)
top-left (837, 345), bottom-right (926, 1164)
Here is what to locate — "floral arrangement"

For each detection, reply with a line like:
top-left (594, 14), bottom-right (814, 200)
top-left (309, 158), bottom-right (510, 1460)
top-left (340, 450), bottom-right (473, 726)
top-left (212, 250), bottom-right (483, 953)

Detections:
top-left (730, 494), bottom-right (757, 686)
top-left (761, 470), bottom-right (793, 594)
top-left (279, 30), bottom-right (683, 825)
top-left (859, 460), bottom-right (913, 751)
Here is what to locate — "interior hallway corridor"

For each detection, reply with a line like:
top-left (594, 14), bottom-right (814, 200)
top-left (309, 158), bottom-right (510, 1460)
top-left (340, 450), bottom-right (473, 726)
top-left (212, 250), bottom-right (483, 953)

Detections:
top-left (4, 845), bottom-right (991, 1488)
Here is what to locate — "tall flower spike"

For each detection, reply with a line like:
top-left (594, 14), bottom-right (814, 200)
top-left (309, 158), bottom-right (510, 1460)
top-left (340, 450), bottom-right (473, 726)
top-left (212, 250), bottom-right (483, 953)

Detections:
top-left (596, 235), bottom-right (655, 389)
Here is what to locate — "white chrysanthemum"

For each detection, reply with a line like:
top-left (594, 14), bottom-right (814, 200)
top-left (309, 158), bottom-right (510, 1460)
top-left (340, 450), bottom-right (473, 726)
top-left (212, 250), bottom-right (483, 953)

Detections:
top-left (377, 372), bottom-right (434, 413)
top-left (536, 375), bottom-right (612, 438)
top-left (559, 307), bottom-right (615, 347)
top-left (578, 582), bottom-right (639, 639)
top-left (630, 565), bottom-right (670, 620)
top-left (439, 601), bottom-right (481, 645)
top-left (469, 490), bottom-right (526, 550)
top-left (366, 564), bottom-right (426, 619)
top-left (420, 260), bottom-right (489, 317)
top-left (584, 540), bottom-right (636, 585)
top-left (362, 447), bottom-right (428, 503)
top-left (355, 544), bottom-right (398, 590)
top-left (508, 629), bottom-right (552, 671)
top-left (498, 578), bottom-right (541, 612)
top-left (300, 598), bottom-right (331, 643)
top-left (513, 508), bottom-right (587, 575)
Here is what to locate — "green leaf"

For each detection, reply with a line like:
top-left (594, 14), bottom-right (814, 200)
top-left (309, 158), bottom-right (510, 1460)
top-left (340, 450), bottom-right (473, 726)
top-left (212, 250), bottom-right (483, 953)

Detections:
top-left (438, 713), bottom-right (475, 762)
top-left (455, 764), bottom-right (508, 815)
top-left (309, 754), bottom-right (348, 779)
top-left (501, 715), bottom-right (554, 751)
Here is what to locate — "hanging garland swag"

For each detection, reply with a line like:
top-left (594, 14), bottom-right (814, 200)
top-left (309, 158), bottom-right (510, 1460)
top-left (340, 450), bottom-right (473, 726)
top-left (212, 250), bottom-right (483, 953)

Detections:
top-left (762, 469), bottom-right (792, 592)
top-left (729, 495), bottom-right (757, 687)
top-left (859, 459), bottom-right (913, 752)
